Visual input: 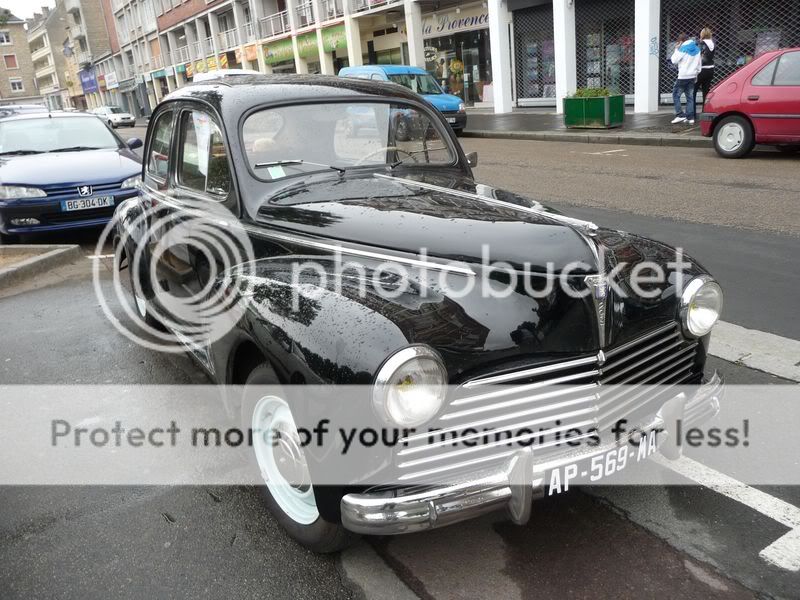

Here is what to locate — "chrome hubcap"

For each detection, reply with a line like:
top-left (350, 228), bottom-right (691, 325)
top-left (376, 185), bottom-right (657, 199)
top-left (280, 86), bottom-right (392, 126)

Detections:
top-left (252, 395), bottom-right (319, 525)
top-left (718, 123), bottom-right (744, 152)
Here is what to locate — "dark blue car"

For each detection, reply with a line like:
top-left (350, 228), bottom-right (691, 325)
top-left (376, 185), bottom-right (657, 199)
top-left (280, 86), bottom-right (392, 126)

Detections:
top-left (0, 112), bottom-right (142, 243)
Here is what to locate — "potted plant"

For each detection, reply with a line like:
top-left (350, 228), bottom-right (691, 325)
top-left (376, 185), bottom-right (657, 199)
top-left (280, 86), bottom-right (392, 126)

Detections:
top-left (563, 87), bottom-right (625, 129)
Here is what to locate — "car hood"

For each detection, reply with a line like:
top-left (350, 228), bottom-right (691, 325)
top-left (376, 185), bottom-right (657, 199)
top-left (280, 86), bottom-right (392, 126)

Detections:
top-left (424, 93), bottom-right (463, 112)
top-left (254, 172), bottom-right (598, 274)
top-left (0, 147), bottom-right (141, 187)
top-left (108, 113), bottom-right (134, 119)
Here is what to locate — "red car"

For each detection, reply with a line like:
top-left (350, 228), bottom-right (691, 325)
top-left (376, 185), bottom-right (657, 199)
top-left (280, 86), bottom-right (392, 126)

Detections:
top-left (701, 47), bottom-right (800, 158)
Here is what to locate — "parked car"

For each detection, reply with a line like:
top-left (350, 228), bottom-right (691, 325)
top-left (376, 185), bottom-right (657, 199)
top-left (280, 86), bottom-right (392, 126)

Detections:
top-left (0, 104), bottom-right (47, 118)
top-left (92, 105), bottom-right (137, 128)
top-left (339, 65), bottom-right (467, 134)
top-left (0, 112), bottom-right (142, 243)
top-left (701, 47), bottom-right (800, 158)
top-left (193, 68), bottom-right (261, 82)
top-left (120, 74), bottom-right (724, 552)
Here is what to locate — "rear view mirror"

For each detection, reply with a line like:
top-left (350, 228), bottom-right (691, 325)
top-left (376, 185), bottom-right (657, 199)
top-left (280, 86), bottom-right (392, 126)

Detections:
top-left (127, 137), bottom-right (143, 150)
top-left (466, 152), bottom-right (478, 167)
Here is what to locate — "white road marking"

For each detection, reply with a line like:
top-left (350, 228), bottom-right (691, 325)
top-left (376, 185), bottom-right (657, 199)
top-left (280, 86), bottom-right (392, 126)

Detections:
top-left (709, 321), bottom-right (800, 382)
top-left (654, 454), bottom-right (800, 571)
top-left (581, 148), bottom-right (628, 156)
top-left (87, 254), bottom-right (115, 259)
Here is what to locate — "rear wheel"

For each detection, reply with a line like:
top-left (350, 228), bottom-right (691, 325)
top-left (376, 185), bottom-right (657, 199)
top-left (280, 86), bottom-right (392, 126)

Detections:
top-left (127, 260), bottom-right (162, 329)
top-left (244, 364), bottom-right (354, 553)
top-left (713, 115), bottom-right (754, 158)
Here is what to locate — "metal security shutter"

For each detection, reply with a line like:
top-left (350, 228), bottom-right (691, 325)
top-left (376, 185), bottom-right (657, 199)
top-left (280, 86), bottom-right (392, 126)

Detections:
top-left (513, 4), bottom-right (556, 103)
top-left (660, 0), bottom-right (800, 96)
top-left (575, 0), bottom-right (636, 96)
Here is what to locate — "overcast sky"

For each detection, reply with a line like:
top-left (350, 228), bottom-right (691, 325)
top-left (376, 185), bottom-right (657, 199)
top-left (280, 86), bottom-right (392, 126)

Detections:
top-left (4, 0), bottom-right (56, 20)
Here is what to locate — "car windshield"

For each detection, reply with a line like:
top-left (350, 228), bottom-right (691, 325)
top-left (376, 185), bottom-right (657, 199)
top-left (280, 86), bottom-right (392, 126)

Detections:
top-left (0, 116), bottom-right (120, 154)
top-left (106, 107), bottom-right (125, 114)
top-left (387, 73), bottom-right (443, 95)
top-left (243, 102), bottom-right (456, 180)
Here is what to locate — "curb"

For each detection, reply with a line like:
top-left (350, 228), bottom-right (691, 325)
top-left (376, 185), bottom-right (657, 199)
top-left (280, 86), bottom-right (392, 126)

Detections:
top-left (0, 244), bottom-right (82, 288)
top-left (461, 129), bottom-right (712, 148)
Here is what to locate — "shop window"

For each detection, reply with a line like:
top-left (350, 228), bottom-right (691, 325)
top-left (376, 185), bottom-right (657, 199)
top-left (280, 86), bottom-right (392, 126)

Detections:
top-left (513, 5), bottom-right (556, 100)
top-left (774, 51), bottom-right (800, 86)
top-left (3, 54), bottom-right (18, 69)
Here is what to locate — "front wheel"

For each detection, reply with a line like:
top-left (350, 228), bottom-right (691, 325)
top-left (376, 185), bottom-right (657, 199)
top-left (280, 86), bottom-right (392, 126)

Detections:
top-left (244, 364), bottom-right (354, 553)
top-left (713, 115), bottom-right (754, 158)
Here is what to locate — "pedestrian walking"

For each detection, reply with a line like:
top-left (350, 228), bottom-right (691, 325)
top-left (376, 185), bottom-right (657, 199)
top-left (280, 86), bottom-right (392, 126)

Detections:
top-left (694, 28), bottom-right (716, 110)
top-left (670, 33), bottom-right (703, 124)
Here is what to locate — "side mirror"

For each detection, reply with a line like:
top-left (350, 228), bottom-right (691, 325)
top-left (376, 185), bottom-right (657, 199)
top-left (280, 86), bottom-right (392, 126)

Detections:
top-left (126, 137), bottom-right (143, 150)
top-left (466, 151), bottom-right (478, 168)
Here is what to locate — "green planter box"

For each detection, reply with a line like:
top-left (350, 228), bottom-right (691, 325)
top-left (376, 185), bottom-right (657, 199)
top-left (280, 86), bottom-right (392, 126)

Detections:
top-left (563, 94), bottom-right (625, 129)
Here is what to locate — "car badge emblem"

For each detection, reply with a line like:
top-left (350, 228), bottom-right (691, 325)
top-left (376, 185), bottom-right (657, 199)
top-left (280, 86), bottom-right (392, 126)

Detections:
top-left (78, 185), bottom-right (93, 197)
top-left (584, 274), bottom-right (609, 348)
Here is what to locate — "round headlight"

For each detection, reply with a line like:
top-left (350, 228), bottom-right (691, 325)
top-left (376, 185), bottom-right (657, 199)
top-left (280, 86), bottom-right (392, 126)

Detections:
top-left (680, 276), bottom-right (723, 337)
top-left (373, 346), bottom-right (447, 427)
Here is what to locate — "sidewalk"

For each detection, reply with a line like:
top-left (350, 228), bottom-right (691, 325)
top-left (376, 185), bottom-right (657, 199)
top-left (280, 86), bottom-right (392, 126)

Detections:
top-left (463, 107), bottom-right (711, 148)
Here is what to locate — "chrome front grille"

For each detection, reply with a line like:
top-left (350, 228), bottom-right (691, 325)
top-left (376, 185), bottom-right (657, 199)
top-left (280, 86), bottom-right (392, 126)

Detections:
top-left (396, 323), bottom-right (700, 481)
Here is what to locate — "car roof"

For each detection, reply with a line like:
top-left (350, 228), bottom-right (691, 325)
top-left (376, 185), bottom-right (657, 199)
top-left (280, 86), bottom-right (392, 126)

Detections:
top-left (164, 73), bottom-right (424, 108)
top-left (340, 65), bottom-right (427, 75)
top-left (0, 111), bottom-right (100, 122)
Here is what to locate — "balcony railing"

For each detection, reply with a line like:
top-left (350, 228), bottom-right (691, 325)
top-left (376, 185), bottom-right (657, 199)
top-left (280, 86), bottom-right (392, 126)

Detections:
top-left (192, 40), bottom-right (203, 58)
top-left (76, 51), bottom-right (93, 66)
top-left (68, 23), bottom-right (86, 40)
top-left (259, 11), bottom-right (290, 39)
top-left (31, 45), bottom-right (51, 62)
top-left (174, 45), bottom-right (191, 64)
top-left (151, 54), bottom-right (164, 69)
top-left (321, 0), bottom-right (344, 20)
top-left (350, 0), bottom-right (400, 13)
top-left (243, 22), bottom-right (256, 43)
top-left (295, 1), bottom-right (315, 28)
top-left (205, 36), bottom-right (215, 54)
top-left (218, 28), bottom-right (240, 51)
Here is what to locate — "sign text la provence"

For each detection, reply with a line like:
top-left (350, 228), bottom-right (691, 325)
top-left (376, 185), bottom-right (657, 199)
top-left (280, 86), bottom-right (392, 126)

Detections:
top-left (422, 10), bottom-right (490, 37)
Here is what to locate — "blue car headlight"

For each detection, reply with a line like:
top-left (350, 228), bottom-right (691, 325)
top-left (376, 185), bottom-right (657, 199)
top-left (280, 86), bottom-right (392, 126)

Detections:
top-left (0, 185), bottom-right (46, 199)
top-left (121, 174), bottom-right (142, 189)
top-left (458, 102), bottom-right (466, 113)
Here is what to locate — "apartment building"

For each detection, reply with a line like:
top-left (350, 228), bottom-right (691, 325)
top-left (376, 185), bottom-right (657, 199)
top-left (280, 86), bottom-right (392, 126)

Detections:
top-left (0, 8), bottom-right (40, 105)
top-left (26, 5), bottom-right (71, 110)
top-left (60, 0), bottom-right (113, 109)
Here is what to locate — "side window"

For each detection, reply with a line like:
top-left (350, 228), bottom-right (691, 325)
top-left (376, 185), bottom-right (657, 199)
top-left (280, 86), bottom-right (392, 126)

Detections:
top-left (774, 51), bottom-right (800, 86)
top-left (146, 110), bottom-right (173, 180)
top-left (177, 110), bottom-right (231, 197)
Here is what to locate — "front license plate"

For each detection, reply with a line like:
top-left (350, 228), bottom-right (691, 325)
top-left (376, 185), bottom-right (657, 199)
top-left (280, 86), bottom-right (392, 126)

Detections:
top-left (545, 429), bottom-right (660, 495)
top-left (61, 196), bottom-right (114, 212)
top-left (447, 117), bottom-right (457, 124)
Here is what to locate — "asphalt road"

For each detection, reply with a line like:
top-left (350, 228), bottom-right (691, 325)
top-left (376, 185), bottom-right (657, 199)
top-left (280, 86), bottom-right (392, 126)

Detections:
top-left (1, 136), bottom-right (798, 599)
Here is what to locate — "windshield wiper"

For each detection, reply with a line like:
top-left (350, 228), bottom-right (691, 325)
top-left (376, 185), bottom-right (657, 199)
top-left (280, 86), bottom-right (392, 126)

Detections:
top-left (0, 149), bottom-right (43, 156)
top-left (49, 146), bottom-right (108, 153)
top-left (390, 146), bottom-right (449, 169)
top-left (254, 159), bottom-right (345, 175)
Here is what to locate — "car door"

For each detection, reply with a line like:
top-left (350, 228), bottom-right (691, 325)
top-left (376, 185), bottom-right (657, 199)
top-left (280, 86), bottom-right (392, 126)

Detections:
top-left (163, 104), bottom-right (240, 364)
top-left (743, 50), bottom-right (800, 141)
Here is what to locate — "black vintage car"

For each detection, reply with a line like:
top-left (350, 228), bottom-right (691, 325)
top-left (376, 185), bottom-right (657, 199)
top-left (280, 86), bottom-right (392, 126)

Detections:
top-left (117, 74), bottom-right (724, 552)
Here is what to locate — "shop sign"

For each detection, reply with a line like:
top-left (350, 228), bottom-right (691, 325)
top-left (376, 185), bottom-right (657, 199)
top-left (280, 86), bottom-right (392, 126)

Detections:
top-left (235, 47), bottom-right (243, 63)
top-left (195, 59), bottom-right (207, 74)
top-left (321, 24), bottom-right (347, 53)
top-left (245, 44), bottom-right (258, 62)
top-left (105, 71), bottom-right (119, 89)
top-left (143, 72), bottom-right (152, 82)
top-left (176, 63), bottom-right (187, 74)
top-left (206, 56), bottom-right (217, 70)
top-left (97, 73), bottom-right (106, 90)
top-left (296, 32), bottom-right (318, 59)
top-left (79, 69), bottom-right (98, 94)
top-left (264, 38), bottom-right (295, 65)
top-left (164, 66), bottom-right (174, 77)
top-left (119, 79), bottom-right (137, 93)
top-left (186, 62), bottom-right (194, 77)
top-left (219, 53), bottom-right (229, 69)
top-left (422, 4), bottom-right (489, 39)
top-left (152, 69), bottom-right (166, 79)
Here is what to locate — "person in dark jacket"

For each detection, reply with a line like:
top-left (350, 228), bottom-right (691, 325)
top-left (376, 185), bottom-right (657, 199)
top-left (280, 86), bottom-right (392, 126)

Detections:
top-left (695, 28), bottom-right (716, 109)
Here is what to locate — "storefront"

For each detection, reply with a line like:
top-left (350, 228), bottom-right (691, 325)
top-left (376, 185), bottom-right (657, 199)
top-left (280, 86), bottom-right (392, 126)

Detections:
top-left (659, 0), bottom-right (800, 101)
top-left (512, 1), bottom-right (555, 105)
top-left (575, 0), bottom-right (635, 98)
top-left (422, 3), bottom-right (492, 106)
top-left (264, 37), bottom-right (297, 73)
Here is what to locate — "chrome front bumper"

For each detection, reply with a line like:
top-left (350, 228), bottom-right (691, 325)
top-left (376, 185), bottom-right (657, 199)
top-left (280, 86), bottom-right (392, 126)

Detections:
top-left (340, 373), bottom-right (723, 535)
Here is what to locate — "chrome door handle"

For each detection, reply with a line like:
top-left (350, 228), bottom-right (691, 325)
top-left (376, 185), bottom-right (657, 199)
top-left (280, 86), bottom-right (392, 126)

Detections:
top-left (747, 95), bottom-right (760, 101)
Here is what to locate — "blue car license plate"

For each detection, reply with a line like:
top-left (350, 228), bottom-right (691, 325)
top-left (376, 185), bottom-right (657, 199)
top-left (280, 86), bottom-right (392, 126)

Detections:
top-left (61, 197), bottom-right (114, 212)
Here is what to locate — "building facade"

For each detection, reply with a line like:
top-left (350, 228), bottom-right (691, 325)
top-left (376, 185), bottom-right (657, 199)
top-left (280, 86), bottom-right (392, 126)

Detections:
top-left (0, 9), bottom-right (40, 105)
top-left (34, 0), bottom-right (799, 115)
top-left (26, 6), bottom-right (70, 110)
top-left (61, 0), bottom-right (113, 109)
